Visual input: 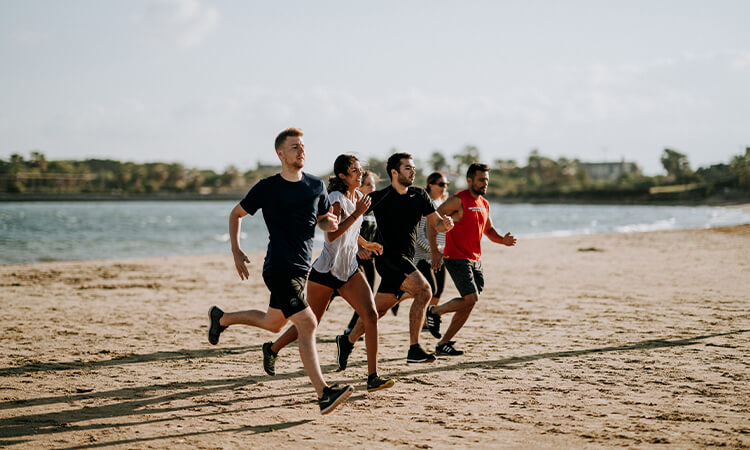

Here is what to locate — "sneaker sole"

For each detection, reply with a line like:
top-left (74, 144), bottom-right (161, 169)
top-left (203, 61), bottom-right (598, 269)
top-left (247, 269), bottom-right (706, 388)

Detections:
top-left (320, 386), bottom-right (354, 415)
top-left (208, 306), bottom-right (221, 345)
top-left (406, 356), bottom-right (436, 364)
top-left (367, 379), bottom-right (395, 392)
top-left (435, 352), bottom-right (463, 357)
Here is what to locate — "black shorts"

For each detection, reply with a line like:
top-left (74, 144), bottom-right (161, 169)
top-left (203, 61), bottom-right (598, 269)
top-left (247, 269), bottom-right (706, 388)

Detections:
top-left (262, 268), bottom-right (309, 318)
top-left (443, 258), bottom-right (484, 297)
top-left (375, 255), bottom-right (418, 295)
top-left (308, 267), bottom-right (356, 290)
top-left (416, 259), bottom-right (446, 298)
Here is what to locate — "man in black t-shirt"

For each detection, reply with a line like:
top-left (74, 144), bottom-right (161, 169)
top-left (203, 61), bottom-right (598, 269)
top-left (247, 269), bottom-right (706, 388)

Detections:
top-left (206, 127), bottom-right (353, 415)
top-left (336, 152), bottom-right (454, 367)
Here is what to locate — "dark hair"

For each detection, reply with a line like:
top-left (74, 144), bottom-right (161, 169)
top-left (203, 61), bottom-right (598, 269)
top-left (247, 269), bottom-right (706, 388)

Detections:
top-left (328, 154), bottom-right (359, 193)
top-left (386, 152), bottom-right (412, 180)
top-left (466, 163), bottom-right (489, 179)
top-left (274, 127), bottom-right (303, 150)
top-left (425, 171), bottom-right (444, 194)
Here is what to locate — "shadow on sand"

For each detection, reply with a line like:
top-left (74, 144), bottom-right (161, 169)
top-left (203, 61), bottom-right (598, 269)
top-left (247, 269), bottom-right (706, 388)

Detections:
top-left (0, 329), bottom-right (745, 447)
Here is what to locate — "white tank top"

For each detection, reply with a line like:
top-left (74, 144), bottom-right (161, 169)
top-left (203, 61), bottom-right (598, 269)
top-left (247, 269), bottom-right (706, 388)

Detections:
top-left (312, 190), bottom-right (364, 281)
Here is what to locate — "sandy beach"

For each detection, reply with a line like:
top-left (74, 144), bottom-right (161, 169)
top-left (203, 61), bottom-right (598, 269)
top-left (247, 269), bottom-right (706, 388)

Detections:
top-left (1, 226), bottom-right (748, 448)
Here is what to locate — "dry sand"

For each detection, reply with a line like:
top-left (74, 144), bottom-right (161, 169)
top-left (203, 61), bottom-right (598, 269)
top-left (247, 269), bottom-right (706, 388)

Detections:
top-left (1, 226), bottom-right (749, 448)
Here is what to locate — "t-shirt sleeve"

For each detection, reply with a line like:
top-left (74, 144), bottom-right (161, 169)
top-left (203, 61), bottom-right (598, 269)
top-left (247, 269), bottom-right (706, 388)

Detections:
top-left (420, 189), bottom-right (436, 216)
top-left (327, 190), bottom-right (343, 209)
top-left (239, 179), bottom-right (265, 215)
top-left (316, 181), bottom-right (331, 216)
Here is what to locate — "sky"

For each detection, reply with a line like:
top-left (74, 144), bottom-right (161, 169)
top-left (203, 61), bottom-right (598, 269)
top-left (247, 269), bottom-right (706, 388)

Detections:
top-left (1, 0), bottom-right (749, 176)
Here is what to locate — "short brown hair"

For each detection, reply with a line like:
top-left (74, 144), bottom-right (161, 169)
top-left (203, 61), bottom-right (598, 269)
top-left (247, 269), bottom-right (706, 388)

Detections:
top-left (466, 163), bottom-right (489, 179)
top-left (274, 127), bottom-right (303, 150)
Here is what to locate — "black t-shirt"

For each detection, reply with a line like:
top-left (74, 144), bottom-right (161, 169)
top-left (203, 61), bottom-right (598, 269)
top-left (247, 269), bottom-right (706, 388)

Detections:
top-left (239, 173), bottom-right (330, 275)
top-left (367, 185), bottom-right (435, 260)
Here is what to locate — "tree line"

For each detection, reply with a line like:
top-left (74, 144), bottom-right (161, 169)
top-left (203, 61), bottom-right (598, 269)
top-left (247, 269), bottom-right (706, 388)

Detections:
top-left (1, 147), bottom-right (749, 201)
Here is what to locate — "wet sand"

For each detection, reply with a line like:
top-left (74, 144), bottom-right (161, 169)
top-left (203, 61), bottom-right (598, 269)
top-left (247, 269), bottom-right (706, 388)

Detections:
top-left (1, 226), bottom-right (748, 448)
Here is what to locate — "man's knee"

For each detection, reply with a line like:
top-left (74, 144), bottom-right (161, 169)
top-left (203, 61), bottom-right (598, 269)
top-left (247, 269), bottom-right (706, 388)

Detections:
top-left (413, 282), bottom-right (432, 303)
top-left (290, 310), bottom-right (318, 335)
top-left (462, 293), bottom-right (479, 309)
top-left (405, 276), bottom-right (431, 303)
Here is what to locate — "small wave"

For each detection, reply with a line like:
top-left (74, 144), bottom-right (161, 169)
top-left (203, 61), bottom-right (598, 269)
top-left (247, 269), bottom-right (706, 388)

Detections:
top-left (615, 218), bottom-right (676, 233)
top-left (520, 228), bottom-right (594, 238)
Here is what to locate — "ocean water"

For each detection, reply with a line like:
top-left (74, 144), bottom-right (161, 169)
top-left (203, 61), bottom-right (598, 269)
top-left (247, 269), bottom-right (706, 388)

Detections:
top-left (1, 201), bottom-right (749, 265)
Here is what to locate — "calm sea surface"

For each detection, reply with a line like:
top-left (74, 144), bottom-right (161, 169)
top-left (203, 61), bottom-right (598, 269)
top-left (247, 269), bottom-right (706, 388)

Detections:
top-left (1, 201), bottom-right (749, 265)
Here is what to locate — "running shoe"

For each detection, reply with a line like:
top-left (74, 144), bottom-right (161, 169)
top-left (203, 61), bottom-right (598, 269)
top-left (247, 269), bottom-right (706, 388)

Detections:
top-left (406, 344), bottom-right (436, 363)
top-left (207, 306), bottom-right (226, 345)
top-left (319, 384), bottom-right (354, 415)
top-left (367, 374), bottom-right (395, 392)
top-left (435, 341), bottom-right (464, 356)
top-left (425, 306), bottom-right (442, 339)
top-left (336, 334), bottom-right (354, 371)
top-left (262, 342), bottom-right (277, 376)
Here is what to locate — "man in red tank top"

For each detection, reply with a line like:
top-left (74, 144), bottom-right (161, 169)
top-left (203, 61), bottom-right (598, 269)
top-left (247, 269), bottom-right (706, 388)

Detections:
top-left (425, 163), bottom-right (516, 356)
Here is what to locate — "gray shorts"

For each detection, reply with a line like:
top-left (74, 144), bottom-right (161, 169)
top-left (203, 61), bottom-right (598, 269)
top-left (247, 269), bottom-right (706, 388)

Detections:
top-left (443, 258), bottom-right (484, 297)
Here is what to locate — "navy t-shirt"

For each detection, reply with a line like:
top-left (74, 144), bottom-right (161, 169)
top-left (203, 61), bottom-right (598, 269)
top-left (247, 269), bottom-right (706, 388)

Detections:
top-left (239, 173), bottom-right (330, 275)
top-left (367, 185), bottom-right (435, 260)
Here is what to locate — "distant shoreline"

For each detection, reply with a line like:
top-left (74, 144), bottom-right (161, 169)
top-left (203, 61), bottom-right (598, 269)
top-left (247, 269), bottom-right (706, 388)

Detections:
top-left (0, 192), bottom-right (243, 202)
top-left (2, 191), bottom-right (750, 206)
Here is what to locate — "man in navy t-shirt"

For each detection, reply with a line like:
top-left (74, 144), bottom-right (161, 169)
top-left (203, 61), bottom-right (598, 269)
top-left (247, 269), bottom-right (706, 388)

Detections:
top-left (206, 127), bottom-right (354, 415)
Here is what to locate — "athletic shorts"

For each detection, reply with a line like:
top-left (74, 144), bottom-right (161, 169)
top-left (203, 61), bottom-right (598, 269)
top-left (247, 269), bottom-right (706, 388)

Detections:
top-left (308, 267), bottom-right (356, 291)
top-left (443, 258), bottom-right (484, 297)
top-left (375, 254), bottom-right (418, 295)
top-left (416, 259), bottom-right (446, 298)
top-left (262, 268), bottom-right (309, 318)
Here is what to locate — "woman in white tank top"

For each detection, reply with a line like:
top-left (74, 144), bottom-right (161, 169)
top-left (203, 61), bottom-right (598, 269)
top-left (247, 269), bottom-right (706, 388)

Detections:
top-left (265, 155), bottom-right (394, 392)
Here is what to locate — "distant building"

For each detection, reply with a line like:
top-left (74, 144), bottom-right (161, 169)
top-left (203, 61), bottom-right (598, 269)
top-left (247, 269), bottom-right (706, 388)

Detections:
top-left (578, 160), bottom-right (641, 180)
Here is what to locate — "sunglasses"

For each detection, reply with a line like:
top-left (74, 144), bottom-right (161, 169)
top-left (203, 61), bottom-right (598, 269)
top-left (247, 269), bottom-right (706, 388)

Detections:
top-left (436, 182), bottom-right (449, 187)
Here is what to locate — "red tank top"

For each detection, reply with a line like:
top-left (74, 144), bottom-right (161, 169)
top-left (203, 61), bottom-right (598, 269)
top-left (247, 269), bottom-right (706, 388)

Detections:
top-left (443, 190), bottom-right (490, 261)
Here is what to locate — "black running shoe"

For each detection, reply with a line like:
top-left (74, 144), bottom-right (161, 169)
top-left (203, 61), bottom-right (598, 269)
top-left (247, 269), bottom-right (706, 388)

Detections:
top-left (425, 306), bottom-right (442, 339)
top-left (336, 334), bottom-right (354, 371)
top-left (208, 306), bottom-right (227, 345)
top-left (262, 342), bottom-right (277, 376)
top-left (319, 384), bottom-right (354, 415)
top-left (435, 341), bottom-right (464, 356)
top-left (406, 344), bottom-right (436, 363)
top-left (367, 374), bottom-right (395, 392)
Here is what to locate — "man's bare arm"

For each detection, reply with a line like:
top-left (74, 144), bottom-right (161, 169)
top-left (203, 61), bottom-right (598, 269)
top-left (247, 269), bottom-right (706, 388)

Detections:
top-left (485, 215), bottom-right (517, 246)
top-left (426, 210), bottom-right (454, 233)
top-left (229, 203), bottom-right (251, 280)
